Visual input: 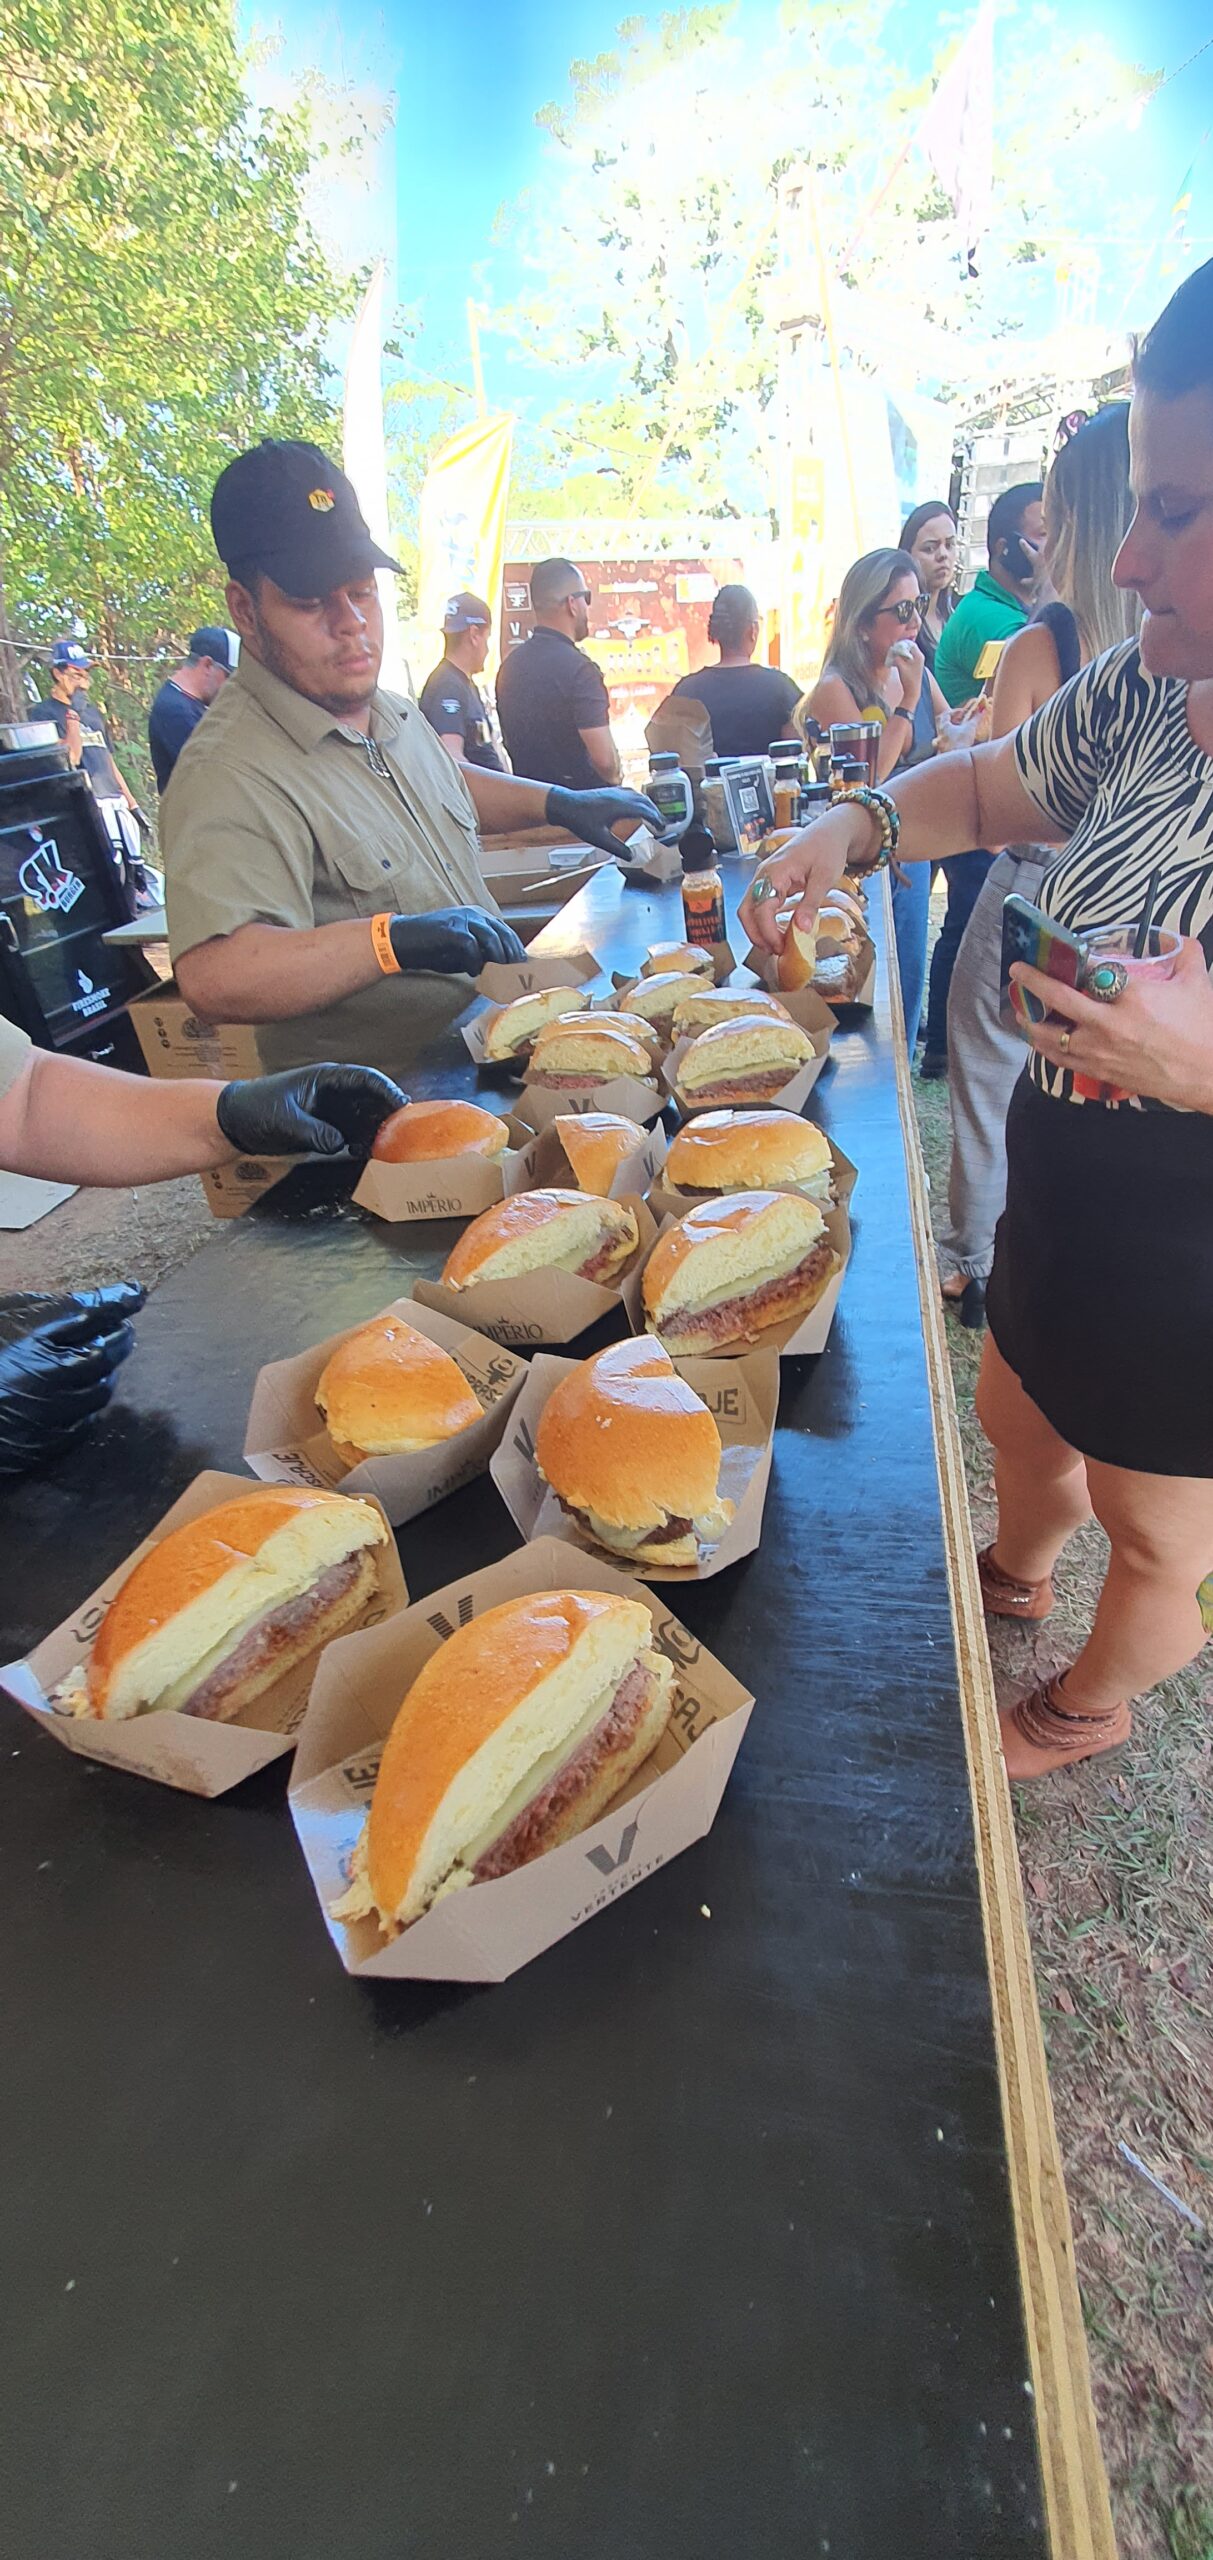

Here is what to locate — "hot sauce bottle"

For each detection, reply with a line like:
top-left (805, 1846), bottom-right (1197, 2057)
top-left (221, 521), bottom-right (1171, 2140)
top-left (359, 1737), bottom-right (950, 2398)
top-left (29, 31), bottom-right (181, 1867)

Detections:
top-left (680, 822), bottom-right (726, 949)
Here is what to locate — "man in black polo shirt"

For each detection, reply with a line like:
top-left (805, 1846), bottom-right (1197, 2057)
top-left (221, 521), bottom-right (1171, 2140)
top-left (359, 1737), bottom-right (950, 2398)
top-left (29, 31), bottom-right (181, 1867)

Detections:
top-left (147, 626), bottom-right (237, 791)
top-left (417, 592), bottom-right (503, 770)
top-left (495, 557), bottom-right (620, 790)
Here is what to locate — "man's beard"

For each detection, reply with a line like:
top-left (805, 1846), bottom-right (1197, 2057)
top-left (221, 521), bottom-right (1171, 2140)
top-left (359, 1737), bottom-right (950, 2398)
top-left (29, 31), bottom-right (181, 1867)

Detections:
top-left (250, 607), bottom-right (379, 717)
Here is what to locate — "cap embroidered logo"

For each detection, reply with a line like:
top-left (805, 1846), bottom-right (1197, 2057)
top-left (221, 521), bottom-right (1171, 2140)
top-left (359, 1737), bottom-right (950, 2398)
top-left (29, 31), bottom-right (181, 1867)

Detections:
top-left (308, 488), bottom-right (335, 512)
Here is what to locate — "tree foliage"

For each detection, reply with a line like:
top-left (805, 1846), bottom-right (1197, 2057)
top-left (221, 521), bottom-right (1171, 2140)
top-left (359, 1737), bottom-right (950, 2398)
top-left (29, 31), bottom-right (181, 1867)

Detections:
top-left (0, 0), bottom-right (356, 726)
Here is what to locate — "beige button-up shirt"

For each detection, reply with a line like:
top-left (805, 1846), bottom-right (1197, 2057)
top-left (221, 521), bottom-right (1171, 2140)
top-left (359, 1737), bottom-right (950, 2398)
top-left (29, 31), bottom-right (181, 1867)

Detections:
top-left (161, 654), bottom-right (501, 1076)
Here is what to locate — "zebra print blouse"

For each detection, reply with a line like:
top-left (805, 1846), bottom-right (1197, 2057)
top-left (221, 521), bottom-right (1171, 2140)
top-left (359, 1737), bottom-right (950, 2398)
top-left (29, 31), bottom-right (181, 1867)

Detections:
top-left (1013, 640), bottom-right (1213, 1105)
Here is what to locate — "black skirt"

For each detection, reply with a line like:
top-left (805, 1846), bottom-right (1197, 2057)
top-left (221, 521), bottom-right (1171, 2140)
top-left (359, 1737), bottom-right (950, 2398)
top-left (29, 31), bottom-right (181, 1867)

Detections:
top-left (986, 1075), bottom-right (1213, 1476)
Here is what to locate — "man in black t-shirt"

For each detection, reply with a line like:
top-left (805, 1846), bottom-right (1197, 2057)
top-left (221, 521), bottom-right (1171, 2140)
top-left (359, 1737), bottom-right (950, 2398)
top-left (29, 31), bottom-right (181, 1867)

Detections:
top-left (31, 639), bottom-right (151, 908)
top-left (495, 557), bottom-right (619, 792)
top-left (417, 592), bottom-right (504, 771)
top-left (147, 626), bottom-right (237, 791)
top-left (666, 585), bottom-right (802, 758)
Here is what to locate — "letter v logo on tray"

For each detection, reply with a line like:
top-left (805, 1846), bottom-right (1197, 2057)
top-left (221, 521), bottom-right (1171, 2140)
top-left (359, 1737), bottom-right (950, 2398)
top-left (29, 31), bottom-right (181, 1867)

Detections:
top-left (585, 1815), bottom-right (641, 1876)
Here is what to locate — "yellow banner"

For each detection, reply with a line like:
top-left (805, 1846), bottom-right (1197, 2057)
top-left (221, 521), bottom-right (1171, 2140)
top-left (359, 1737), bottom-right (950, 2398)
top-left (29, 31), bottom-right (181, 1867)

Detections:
top-left (417, 414), bottom-right (514, 673)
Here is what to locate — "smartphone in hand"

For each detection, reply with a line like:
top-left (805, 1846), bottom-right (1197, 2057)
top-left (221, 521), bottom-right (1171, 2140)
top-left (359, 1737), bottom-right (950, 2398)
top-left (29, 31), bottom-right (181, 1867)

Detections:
top-left (1000, 893), bottom-right (1088, 1034)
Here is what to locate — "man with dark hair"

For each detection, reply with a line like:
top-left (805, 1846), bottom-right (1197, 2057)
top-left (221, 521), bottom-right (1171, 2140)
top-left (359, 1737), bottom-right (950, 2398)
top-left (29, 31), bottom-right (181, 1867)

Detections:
top-left (31, 640), bottom-right (150, 907)
top-left (495, 558), bottom-right (621, 789)
top-left (418, 593), bottom-right (503, 770)
top-left (147, 627), bottom-right (238, 791)
top-left (160, 448), bottom-right (655, 1077)
top-left (934, 482), bottom-right (1046, 706)
top-left (667, 583), bottom-right (801, 757)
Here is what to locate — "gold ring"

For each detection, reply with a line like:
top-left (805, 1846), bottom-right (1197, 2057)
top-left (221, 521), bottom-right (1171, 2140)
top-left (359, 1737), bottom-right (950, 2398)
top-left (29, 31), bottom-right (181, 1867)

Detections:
top-left (1058, 1027), bottom-right (1072, 1055)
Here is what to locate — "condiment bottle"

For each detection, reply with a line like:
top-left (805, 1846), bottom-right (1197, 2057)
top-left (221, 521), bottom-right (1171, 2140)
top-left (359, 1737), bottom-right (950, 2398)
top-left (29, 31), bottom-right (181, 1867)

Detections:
top-left (798, 777), bottom-right (833, 825)
top-left (829, 755), bottom-right (868, 798)
top-left (647, 750), bottom-right (694, 843)
top-left (680, 822), bottom-right (726, 949)
top-left (769, 741), bottom-right (802, 831)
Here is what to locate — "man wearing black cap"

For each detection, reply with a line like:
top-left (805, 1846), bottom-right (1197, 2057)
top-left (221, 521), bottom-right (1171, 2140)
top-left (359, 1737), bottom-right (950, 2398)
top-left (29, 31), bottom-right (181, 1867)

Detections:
top-left (147, 628), bottom-right (237, 792)
top-left (160, 442), bottom-right (656, 1077)
top-left (418, 593), bottom-right (503, 771)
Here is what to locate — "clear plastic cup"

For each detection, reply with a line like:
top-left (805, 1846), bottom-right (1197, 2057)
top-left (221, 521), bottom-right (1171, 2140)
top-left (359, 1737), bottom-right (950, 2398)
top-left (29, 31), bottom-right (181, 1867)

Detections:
top-left (1082, 923), bottom-right (1182, 994)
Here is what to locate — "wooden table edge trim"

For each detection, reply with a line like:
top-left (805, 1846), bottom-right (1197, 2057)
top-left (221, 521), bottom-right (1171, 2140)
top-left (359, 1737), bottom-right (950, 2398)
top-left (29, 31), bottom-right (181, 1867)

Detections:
top-left (882, 873), bottom-right (1117, 2560)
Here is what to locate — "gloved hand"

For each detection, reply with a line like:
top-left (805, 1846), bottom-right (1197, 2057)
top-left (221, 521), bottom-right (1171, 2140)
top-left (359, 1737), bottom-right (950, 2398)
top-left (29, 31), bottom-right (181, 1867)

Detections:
top-left (215, 1064), bottom-right (410, 1159)
top-left (387, 908), bottom-right (525, 975)
top-left (0, 1284), bottom-right (144, 1476)
top-left (545, 785), bottom-right (664, 859)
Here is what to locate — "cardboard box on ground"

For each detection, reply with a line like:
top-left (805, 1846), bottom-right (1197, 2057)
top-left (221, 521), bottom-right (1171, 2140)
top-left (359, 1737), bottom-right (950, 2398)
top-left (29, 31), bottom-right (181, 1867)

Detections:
top-left (127, 983), bottom-right (294, 1219)
top-left (244, 1296), bottom-right (527, 1527)
top-left (289, 1535), bottom-right (756, 1982)
top-left (0, 1471), bottom-right (408, 1797)
top-left (491, 1346), bottom-right (780, 1583)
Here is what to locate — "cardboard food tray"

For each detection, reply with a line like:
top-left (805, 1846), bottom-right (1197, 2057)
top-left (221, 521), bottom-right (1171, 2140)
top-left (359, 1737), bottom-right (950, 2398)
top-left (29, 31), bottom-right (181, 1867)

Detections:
top-left (490, 1347), bottom-right (779, 1582)
top-left (610, 937), bottom-right (740, 991)
top-left (243, 1297), bottom-right (527, 1527)
top-left (661, 985), bottom-right (834, 1119)
top-left (351, 1112), bottom-right (539, 1224)
top-left (475, 949), bottom-right (602, 1005)
top-left (511, 1115), bottom-right (669, 1203)
top-left (745, 935), bottom-right (876, 1013)
top-left (648, 1136), bottom-right (856, 1228)
top-left (289, 1536), bottom-right (755, 1982)
top-left (0, 1471), bottom-right (408, 1797)
top-left (514, 1072), bottom-right (667, 1133)
top-left (412, 1194), bottom-right (659, 1348)
top-left (630, 1158), bottom-right (855, 1359)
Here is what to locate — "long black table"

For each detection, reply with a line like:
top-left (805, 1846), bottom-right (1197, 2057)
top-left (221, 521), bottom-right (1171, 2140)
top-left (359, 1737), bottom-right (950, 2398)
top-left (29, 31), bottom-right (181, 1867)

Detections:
top-left (1, 866), bottom-right (1073, 2557)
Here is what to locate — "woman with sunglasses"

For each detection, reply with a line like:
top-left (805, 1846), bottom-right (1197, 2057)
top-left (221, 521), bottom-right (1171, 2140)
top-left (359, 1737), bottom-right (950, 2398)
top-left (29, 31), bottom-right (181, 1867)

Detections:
top-left (899, 502), bottom-right (960, 671)
top-left (802, 548), bottom-right (965, 1049)
top-left (743, 258), bottom-right (1213, 1783)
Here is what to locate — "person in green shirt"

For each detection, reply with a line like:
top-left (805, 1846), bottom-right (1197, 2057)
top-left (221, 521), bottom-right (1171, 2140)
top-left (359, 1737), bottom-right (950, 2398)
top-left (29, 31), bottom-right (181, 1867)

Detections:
top-left (933, 482), bottom-right (1046, 707)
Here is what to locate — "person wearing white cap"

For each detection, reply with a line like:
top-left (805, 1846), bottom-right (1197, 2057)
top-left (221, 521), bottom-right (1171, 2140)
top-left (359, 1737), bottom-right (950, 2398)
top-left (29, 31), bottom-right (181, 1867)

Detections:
top-left (418, 592), bottom-right (504, 770)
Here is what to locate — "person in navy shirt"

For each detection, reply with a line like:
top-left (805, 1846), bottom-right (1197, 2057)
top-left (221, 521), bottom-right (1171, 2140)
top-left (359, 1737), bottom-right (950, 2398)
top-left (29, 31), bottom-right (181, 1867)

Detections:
top-left (147, 627), bottom-right (237, 791)
top-left (418, 592), bottom-right (503, 770)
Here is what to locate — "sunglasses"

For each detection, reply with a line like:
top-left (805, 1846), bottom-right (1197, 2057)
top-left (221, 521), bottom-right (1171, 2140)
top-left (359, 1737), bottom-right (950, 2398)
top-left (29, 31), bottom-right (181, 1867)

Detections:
top-left (879, 596), bottom-right (924, 625)
top-left (569, 588), bottom-right (593, 606)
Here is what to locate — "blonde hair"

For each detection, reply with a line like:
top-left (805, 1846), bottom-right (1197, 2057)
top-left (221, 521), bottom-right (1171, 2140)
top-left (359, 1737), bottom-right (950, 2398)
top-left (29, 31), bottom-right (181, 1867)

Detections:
top-left (1045, 407), bottom-right (1139, 658)
top-left (822, 549), bottom-right (918, 708)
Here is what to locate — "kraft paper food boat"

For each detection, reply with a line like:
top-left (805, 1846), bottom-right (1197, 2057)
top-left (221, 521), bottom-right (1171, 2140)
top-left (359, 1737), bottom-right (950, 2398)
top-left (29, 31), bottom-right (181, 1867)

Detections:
top-left (475, 949), bottom-right (602, 1005)
top-left (510, 1112), bottom-right (669, 1204)
top-left (515, 1069), bottom-right (667, 1133)
top-left (609, 938), bottom-right (739, 991)
top-left (490, 1347), bottom-right (779, 1584)
top-left (661, 985), bottom-right (835, 1119)
top-left (648, 1135), bottom-right (856, 1227)
top-left (413, 1193), bottom-right (659, 1348)
top-left (745, 934), bottom-right (876, 1012)
top-left (0, 1471), bottom-right (408, 1797)
top-left (288, 1535), bottom-right (755, 1983)
top-left (243, 1297), bottom-right (527, 1528)
top-left (629, 1155), bottom-right (855, 1359)
top-left (351, 1110), bottom-right (539, 1224)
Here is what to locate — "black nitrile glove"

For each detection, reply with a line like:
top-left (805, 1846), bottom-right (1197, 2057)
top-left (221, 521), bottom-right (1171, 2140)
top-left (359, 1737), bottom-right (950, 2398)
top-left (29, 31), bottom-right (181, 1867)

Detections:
top-left (0, 1284), bottom-right (145, 1476)
top-left (544, 785), bottom-right (664, 859)
top-left (215, 1064), bottom-right (410, 1160)
top-left (387, 907), bottom-right (525, 974)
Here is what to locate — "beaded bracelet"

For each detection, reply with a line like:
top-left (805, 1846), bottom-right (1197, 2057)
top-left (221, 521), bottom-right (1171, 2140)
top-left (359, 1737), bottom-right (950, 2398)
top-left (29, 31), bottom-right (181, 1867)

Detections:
top-left (834, 784), bottom-right (900, 873)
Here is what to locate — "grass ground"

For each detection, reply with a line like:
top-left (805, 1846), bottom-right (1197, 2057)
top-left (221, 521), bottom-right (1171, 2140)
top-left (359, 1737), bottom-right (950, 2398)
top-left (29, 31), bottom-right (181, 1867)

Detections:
top-left (912, 1063), bottom-right (1213, 2560)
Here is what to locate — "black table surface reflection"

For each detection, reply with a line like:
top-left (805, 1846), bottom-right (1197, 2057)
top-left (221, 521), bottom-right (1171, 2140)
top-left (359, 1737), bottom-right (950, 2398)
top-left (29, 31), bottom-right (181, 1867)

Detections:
top-left (0, 862), bottom-right (1049, 2558)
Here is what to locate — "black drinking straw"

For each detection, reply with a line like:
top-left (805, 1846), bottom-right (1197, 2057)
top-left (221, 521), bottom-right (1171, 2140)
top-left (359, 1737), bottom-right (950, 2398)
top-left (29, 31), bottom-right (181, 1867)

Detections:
top-left (1133, 866), bottom-right (1162, 958)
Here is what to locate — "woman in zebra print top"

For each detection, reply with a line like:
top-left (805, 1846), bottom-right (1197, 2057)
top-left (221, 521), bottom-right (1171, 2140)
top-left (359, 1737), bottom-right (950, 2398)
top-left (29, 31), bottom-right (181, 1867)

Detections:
top-left (742, 257), bottom-right (1213, 1782)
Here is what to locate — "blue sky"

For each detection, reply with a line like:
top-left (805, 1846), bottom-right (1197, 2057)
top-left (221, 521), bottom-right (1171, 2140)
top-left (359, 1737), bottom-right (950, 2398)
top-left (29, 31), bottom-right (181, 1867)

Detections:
top-left (244, 0), bottom-right (1213, 408)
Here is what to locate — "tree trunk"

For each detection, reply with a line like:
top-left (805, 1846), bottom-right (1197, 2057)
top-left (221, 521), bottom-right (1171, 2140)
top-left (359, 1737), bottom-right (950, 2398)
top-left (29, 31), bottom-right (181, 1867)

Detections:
top-left (0, 562), bottom-right (28, 723)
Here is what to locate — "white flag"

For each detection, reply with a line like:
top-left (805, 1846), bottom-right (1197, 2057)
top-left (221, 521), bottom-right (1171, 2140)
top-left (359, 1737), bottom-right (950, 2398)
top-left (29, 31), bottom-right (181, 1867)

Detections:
top-left (916, 2), bottom-right (995, 275)
top-left (343, 260), bottom-right (407, 692)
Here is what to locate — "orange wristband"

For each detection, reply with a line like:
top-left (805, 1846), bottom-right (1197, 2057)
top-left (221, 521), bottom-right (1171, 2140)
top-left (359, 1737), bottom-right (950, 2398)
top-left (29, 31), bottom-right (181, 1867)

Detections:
top-left (370, 912), bottom-right (401, 975)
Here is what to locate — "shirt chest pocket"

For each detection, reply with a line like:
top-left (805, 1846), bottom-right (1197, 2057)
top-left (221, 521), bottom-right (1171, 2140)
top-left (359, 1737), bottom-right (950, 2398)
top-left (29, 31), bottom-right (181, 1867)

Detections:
top-left (326, 832), bottom-right (406, 906)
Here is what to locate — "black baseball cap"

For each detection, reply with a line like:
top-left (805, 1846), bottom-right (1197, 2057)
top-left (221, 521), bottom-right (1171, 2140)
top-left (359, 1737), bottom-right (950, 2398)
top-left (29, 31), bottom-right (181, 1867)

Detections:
top-left (443, 590), bottom-right (491, 633)
top-left (210, 439), bottom-right (402, 598)
top-left (187, 626), bottom-right (237, 669)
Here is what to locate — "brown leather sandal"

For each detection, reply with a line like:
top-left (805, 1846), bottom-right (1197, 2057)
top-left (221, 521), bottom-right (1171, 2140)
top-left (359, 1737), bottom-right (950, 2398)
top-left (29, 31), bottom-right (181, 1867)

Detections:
top-left (978, 1544), bottom-right (1055, 1622)
top-left (999, 1678), bottom-right (1131, 1781)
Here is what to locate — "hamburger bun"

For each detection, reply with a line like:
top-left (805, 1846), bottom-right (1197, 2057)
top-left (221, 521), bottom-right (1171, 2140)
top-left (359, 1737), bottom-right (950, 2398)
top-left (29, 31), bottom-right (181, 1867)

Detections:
top-left (582, 1008), bottom-right (662, 1058)
top-left (673, 1013), bottom-right (813, 1109)
top-left (666, 1110), bottom-right (834, 1204)
top-left (371, 1098), bottom-right (510, 1164)
top-left (440, 1189), bottom-right (639, 1291)
top-left (670, 986), bottom-right (791, 1039)
top-left (643, 1189), bottom-right (839, 1355)
top-left (525, 1017), bottom-right (654, 1090)
top-left (555, 1112), bottom-right (645, 1197)
top-left (76, 1487), bottom-right (387, 1724)
top-left (316, 1313), bottom-right (483, 1469)
top-left (614, 970), bottom-right (717, 1032)
top-left (814, 952), bottom-right (860, 1002)
top-left (482, 985), bottom-right (585, 1064)
top-left (535, 1338), bottom-right (733, 1567)
top-left (641, 941), bottom-right (714, 980)
top-left (333, 1590), bottom-right (676, 1931)
top-left (775, 920), bottom-right (819, 993)
top-left (816, 905), bottom-right (863, 955)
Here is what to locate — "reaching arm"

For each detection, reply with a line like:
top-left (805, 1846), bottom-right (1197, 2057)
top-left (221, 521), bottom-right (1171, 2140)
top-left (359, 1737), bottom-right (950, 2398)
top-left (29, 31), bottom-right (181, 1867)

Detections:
top-left (0, 1048), bottom-right (236, 1182)
top-left (176, 919), bottom-right (386, 1023)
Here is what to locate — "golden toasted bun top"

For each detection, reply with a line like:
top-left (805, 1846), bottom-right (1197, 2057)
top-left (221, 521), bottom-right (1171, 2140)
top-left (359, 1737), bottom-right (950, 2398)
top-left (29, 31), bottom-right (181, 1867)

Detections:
top-left (371, 1098), bottom-right (510, 1164)
top-left (366, 1590), bottom-right (649, 1915)
top-left (667, 1109), bottom-right (831, 1191)
top-left (556, 1112), bottom-right (644, 1195)
top-left (643, 1189), bottom-right (825, 1315)
top-left (671, 987), bottom-right (789, 1035)
top-left (440, 1188), bottom-right (633, 1287)
top-left (527, 1018), bottom-right (651, 1078)
top-left (776, 921), bottom-right (818, 993)
top-left (316, 1314), bottom-right (482, 1453)
top-left (677, 1013), bottom-right (813, 1081)
top-left (483, 985), bottom-right (583, 1058)
top-left (581, 1010), bottom-right (658, 1050)
top-left (535, 1339), bottom-right (723, 1529)
top-left (619, 970), bottom-right (715, 1023)
top-left (88, 1488), bottom-right (376, 1711)
top-left (642, 941), bottom-right (714, 979)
